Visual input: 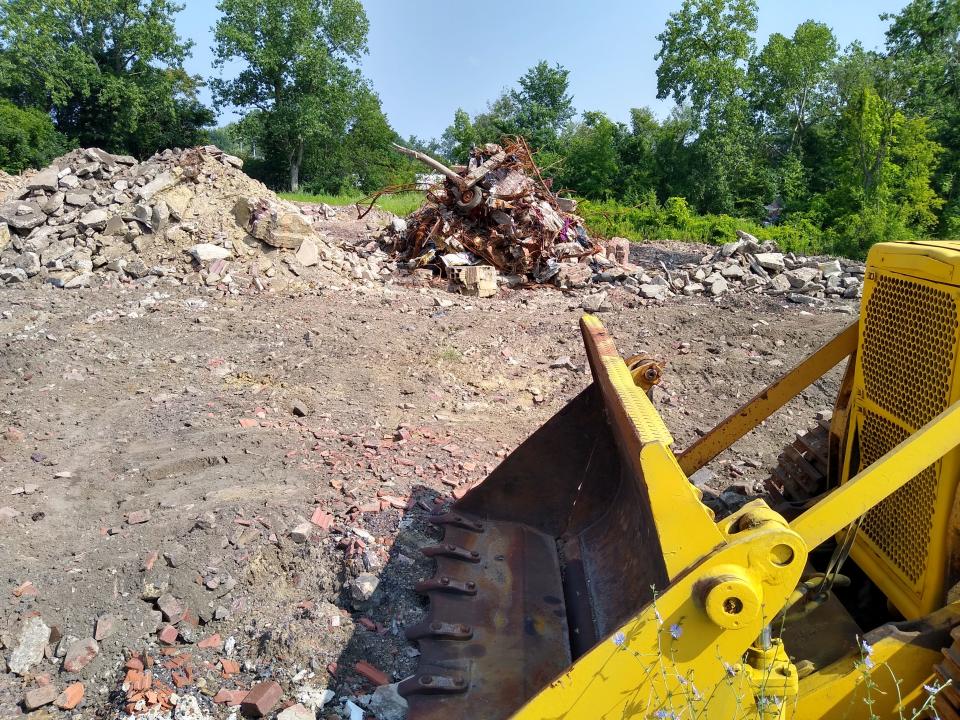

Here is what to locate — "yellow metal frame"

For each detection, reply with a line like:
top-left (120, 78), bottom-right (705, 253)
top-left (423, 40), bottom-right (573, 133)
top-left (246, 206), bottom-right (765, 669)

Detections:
top-left (840, 243), bottom-right (960, 619)
top-left (512, 315), bottom-right (960, 719)
top-left (677, 322), bottom-right (859, 477)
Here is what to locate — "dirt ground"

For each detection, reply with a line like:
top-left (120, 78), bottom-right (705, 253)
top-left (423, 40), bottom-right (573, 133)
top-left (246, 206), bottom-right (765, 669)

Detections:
top-left (0, 212), bottom-right (856, 719)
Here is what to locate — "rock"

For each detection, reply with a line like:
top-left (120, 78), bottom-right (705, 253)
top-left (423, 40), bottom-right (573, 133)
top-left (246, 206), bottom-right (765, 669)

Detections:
top-left (0, 267), bottom-right (28, 284)
top-left (0, 201), bottom-right (45, 230)
top-left (787, 293), bottom-right (824, 306)
top-left (157, 593), bottom-right (186, 622)
top-left (64, 272), bottom-right (93, 289)
top-left (62, 637), bottom-right (98, 672)
top-left (23, 685), bottom-right (59, 710)
top-left (15, 251), bottom-right (41, 276)
top-left (289, 522), bottom-right (314, 543)
top-left (554, 263), bottom-right (592, 289)
top-left (581, 292), bottom-right (609, 313)
top-left (0, 222), bottom-right (8, 251)
top-left (174, 694), bottom-right (211, 720)
top-left (682, 282), bottom-right (704, 296)
top-left (689, 468), bottom-right (716, 488)
top-left (296, 686), bottom-right (336, 710)
top-left (152, 200), bottom-right (170, 227)
top-left (707, 278), bottom-right (728, 296)
top-left (295, 237), bottom-right (319, 267)
top-left (720, 264), bottom-right (744, 279)
top-left (79, 208), bottom-right (110, 229)
top-left (266, 210), bottom-right (313, 249)
top-left (369, 683), bottom-right (409, 720)
top-left (639, 283), bottom-right (669, 300)
top-left (754, 252), bottom-right (785, 273)
top-left (785, 267), bottom-right (821, 288)
top-left (27, 166), bottom-right (60, 192)
top-left (351, 573), bottom-right (380, 604)
top-left (277, 703), bottom-right (315, 720)
top-left (103, 214), bottom-right (126, 235)
top-left (843, 284), bottom-right (861, 299)
top-left (136, 171), bottom-right (175, 201)
top-left (719, 239), bottom-right (744, 258)
top-left (189, 243), bottom-right (232, 262)
top-left (8, 616), bottom-right (50, 675)
top-left (818, 259), bottom-right (842, 277)
top-left (389, 216), bottom-right (408, 234)
top-left (59, 174), bottom-right (81, 189)
top-left (767, 273), bottom-right (792, 293)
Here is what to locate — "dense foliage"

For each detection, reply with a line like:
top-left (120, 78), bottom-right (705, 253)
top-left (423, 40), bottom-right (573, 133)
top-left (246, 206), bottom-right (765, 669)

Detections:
top-left (1, 0), bottom-right (959, 256)
top-left (440, 0), bottom-right (960, 256)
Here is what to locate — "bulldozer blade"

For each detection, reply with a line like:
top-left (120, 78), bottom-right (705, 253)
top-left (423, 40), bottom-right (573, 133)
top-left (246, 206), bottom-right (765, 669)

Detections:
top-left (402, 318), bottom-right (671, 719)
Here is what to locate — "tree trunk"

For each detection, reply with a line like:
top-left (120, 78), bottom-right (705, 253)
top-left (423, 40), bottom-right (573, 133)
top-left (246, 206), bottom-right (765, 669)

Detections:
top-left (289, 139), bottom-right (304, 192)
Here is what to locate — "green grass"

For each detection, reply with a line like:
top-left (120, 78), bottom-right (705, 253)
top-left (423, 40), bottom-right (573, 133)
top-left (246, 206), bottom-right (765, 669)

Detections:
top-left (279, 190), bottom-right (425, 217)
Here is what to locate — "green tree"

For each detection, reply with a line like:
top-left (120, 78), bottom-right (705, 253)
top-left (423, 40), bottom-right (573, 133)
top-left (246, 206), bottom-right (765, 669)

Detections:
top-left (559, 111), bottom-right (619, 199)
top-left (440, 108), bottom-right (477, 163)
top-left (751, 21), bottom-right (838, 151)
top-left (655, 0), bottom-right (766, 214)
top-left (212, 0), bottom-right (370, 191)
top-left (0, 0), bottom-right (211, 157)
top-left (510, 61), bottom-right (575, 151)
top-left (0, 100), bottom-right (71, 173)
top-left (884, 0), bottom-right (960, 231)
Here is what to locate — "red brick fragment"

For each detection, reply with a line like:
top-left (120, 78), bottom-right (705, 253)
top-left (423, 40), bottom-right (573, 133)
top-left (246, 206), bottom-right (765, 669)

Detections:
top-left (125, 656), bottom-right (144, 671)
top-left (63, 638), bottom-right (99, 672)
top-left (309, 507), bottom-right (333, 529)
top-left (158, 625), bottom-right (179, 645)
top-left (23, 685), bottom-right (58, 710)
top-left (213, 688), bottom-right (247, 706)
top-left (127, 509), bottom-right (151, 525)
top-left (220, 658), bottom-right (240, 676)
top-left (354, 660), bottom-right (390, 686)
top-left (197, 633), bottom-right (222, 650)
top-left (55, 682), bottom-right (84, 710)
top-left (238, 418), bottom-right (259, 428)
top-left (240, 680), bottom-right (283, 717)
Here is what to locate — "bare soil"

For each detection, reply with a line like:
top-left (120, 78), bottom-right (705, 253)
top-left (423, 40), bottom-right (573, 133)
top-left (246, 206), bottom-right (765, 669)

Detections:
top-left (0, 213), bottom-right (855, 719)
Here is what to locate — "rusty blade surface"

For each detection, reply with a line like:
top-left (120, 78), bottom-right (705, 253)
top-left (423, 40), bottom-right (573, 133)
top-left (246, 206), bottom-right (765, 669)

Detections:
top-left (402, 513), bottom-right (571, 720)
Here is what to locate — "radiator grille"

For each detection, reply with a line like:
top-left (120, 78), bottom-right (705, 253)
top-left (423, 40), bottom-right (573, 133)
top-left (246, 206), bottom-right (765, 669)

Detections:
top-left (859, 410), bottom-right (938, 586)
top-left (862, 275), bottom-right (957, 429)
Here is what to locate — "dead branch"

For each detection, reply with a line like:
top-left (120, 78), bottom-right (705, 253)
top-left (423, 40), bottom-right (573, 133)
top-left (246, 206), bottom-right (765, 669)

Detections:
top-left (391, 143), bottom-right (467, 191)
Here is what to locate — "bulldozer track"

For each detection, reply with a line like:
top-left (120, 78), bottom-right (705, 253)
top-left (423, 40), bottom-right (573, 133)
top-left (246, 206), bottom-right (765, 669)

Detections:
top-left (932, 626), bottom-right (960, 719)
top-left (766, 413), bottom-right (832, 503)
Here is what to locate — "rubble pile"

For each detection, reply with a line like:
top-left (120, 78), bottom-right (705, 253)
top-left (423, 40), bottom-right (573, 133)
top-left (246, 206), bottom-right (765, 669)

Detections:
top-left (581, 231), bottom-right (864, 306)
top-left (388, 141), bottom-right (602, 285)
top-left (0, 146), bottom-right (382, 290)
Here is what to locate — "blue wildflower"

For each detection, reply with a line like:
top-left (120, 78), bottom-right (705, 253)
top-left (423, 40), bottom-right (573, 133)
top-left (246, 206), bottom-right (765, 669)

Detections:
top-left (612, 631), bottom-right (626, 647)
top-left (669, 623), bottom-right (682, 640)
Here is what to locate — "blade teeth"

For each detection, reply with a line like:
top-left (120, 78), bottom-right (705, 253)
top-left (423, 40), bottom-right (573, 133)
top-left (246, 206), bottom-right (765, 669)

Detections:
top-left (405, 619), bottom-right (473, 641)
top-left (398, 672), bottom-right (469, 697)
top-left (421, 543), bottom-right (481, 562)
top-left (414, 576), bottom-right (478, 595)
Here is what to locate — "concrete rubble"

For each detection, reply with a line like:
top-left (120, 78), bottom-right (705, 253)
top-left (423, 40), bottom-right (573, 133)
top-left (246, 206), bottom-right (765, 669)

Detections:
top-left (0, 146), bottom-right (386, 292)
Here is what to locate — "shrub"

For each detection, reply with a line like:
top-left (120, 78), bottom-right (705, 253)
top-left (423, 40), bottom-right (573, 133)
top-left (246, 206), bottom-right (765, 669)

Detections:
top-left (0, 100), bottom-right (71, 173)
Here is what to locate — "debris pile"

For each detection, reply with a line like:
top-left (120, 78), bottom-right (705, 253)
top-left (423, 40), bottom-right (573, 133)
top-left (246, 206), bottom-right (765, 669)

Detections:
top-left (0, 146), bottom-right (382, 290)
top-left (388, 141), bottom-right (602, 285)
top-left (580, 231), bottom-right (864, 307)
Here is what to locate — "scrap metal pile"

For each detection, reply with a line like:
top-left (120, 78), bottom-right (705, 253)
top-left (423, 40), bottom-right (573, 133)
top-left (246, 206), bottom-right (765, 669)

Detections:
top-left (391, 140), bottom-right (602, 284)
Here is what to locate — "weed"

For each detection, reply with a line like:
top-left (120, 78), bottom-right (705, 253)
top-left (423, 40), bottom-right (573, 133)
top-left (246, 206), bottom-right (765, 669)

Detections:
top-left (279, 191), bottom-right (424, 217)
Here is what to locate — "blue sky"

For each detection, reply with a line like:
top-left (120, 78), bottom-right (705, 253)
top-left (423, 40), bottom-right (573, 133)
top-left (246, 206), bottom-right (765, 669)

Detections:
top-left (177, 0), bottom-right (907, 141)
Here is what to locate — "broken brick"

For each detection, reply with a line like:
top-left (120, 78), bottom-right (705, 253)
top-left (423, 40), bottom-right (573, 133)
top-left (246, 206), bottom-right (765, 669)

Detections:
top-left (354, 660), bottom-right (390, 686)
top-left (23, 685), bottom-right (58, 710)
top-left (213, 688), bottom-right (247, 706)
top-left (240, 680), bottom-right (283, 717)
top-left (94, 614), bottom-right (116, 641)
top-left (55, 682), bottom-right (85, 710)
top-left (157, 625), bottom-right (179, 645)
top-left (220, 658), bottom-right (240, 676)
top-left (127, 509), bottom-right (151, 525)
top-left (309, 507), bottom-right (333, 529)
top-left (63, 638), bottom-right (99, 672)
top-left (156, 593), bottom-right (185, 622)
top-left (238, 418), bottom-right (259, 428)
top-left (197, 633), bottom-right (222, 650)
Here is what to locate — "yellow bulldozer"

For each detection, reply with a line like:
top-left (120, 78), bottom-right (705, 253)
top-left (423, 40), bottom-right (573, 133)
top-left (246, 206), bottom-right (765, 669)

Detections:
top-left (397, 240), bottom-right (960, 719)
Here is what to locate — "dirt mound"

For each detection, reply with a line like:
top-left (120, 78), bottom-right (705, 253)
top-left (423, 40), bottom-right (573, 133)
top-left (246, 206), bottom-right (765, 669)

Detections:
top-left (0, 146), bottom-right (382, 292)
